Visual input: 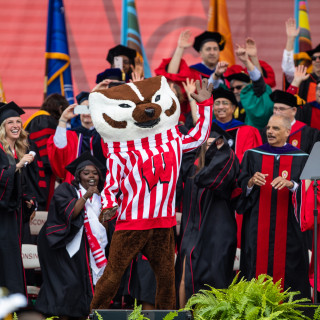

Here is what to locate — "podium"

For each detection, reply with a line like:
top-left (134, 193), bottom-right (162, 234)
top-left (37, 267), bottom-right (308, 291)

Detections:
top-left (91, 310), bottom-right (192, 320)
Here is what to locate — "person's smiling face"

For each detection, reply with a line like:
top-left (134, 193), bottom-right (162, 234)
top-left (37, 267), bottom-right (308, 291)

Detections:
top-left (79, 165), bottom-right (99, 190)
top-left (5, 116), bottom-right (22, 142)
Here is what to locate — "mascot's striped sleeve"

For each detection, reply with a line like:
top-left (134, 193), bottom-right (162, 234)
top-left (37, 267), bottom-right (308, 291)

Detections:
top-left (101, 98), bottom-right (213, 230)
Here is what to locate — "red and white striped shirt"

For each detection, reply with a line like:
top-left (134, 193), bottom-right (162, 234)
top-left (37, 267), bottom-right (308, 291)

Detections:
top-left (102, 98), bottom-right (213, 230)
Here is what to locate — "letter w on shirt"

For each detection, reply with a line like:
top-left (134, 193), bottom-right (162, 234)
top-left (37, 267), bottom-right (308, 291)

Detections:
top-left (141, 152), bottom-right (173, 192)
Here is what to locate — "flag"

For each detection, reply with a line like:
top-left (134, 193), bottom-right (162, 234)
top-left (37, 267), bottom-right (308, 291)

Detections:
top-left (293, 0), bottom-right (312, 72)
top-left (44, 0), bottom-right (74, 104)
top-left (121, 0), bottom-right (152, 78)
top-left (207, 0), bottom-right (235, 65)
top-left (0, 76), bottom-right (6, 103)
top-left (294, 0), bottom-right (312, 53)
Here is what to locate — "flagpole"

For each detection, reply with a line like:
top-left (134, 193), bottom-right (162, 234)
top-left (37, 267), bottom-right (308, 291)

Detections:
top-left (44, 56), bottom-right (49, 101)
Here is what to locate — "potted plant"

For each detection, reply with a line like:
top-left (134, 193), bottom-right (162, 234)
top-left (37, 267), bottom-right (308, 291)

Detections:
top-left (185, 274), bottom-right (312, 319)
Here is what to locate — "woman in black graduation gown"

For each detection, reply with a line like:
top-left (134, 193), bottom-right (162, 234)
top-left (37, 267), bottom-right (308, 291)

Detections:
top-left (176, 131), bottom-right (239, 307)
top-left (35, 152), bottom-right (106, 320)
top-left (0, 102), bottom-right (36, 295)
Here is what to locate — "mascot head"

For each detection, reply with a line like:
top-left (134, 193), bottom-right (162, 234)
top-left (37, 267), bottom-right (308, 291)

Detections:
top-left (89, 76), bottom-right (180, 142)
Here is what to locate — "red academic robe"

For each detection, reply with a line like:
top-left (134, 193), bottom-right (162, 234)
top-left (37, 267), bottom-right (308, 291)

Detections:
top-left (297, 180), bottom-right (320, 290)
top-left (47, 130), bottom-right (106, 183)
top-left (238, 143), bottom-right (310, 298)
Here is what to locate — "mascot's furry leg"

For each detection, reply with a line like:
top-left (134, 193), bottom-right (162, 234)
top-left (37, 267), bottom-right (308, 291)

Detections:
top-left (142, 228), bottom-right (176, 309)
top-left (90, 228), bottom-right (176, 310)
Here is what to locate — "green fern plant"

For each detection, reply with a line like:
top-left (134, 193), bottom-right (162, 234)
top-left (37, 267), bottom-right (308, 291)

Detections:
top-left (94, 310), bottom-right (104, 320)
top-left (185, 274), bottom-right (312, 320)
top-left (128, 300), bottom-right (151, 320)
top-left (313, 305), bottom-right (320, 320)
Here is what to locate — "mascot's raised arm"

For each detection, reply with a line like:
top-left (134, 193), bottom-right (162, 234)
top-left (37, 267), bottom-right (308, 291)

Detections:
top-left (88, 75), bottom-right (213, 310)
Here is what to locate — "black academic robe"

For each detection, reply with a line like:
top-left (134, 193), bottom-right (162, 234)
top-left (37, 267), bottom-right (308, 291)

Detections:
top-left (260, 120), bottom-right (320, 154)
top-left (0, 147), bottom-right (27, 296)
top-left (296, 101), bottom-right (320, 131)
top-left (24, 112), bottom-right (58, 210)
top-left (237, 143), bottom-right (310, 298)
top-left (35, 183), bottom-right (94, 317)
top-left (177, 141), bottom-right (239, 300)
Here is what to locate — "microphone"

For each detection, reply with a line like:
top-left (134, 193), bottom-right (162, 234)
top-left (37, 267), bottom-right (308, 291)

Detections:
top-left (24, 151), bottom-right (36, 167)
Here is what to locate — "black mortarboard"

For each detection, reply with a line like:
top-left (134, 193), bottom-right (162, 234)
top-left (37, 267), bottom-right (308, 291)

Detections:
top-left (65, 151), bottom-right (105, 176)
top-left (0, 101), bottom-right (25, 124)
top-left (212, 87), bottom-right (238, 106)
top-left (210, 122), bottom-right (233, 140)
top-left (76, 91), bottom-right (90, 104)
top-left (270, 90), bottom-right (297, 108)
top-left (106, 45), bottom-right (137, 65)
top-left (96, 68), bottom-right (123, 84)
top-left (193, 31), bottom-right (226, 52)
top-left (305, 44), bottom-right (320, 58)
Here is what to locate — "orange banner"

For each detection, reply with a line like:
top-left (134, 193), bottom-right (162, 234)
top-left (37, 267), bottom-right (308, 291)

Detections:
top-left (207, 0), bottom-right (235, 65)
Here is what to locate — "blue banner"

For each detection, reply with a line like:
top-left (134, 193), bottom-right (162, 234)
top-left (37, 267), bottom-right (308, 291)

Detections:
top-left (45, 0), bottom-right (74, 103)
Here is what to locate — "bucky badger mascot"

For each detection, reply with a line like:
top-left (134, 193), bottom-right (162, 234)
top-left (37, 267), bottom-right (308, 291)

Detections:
top-left (89, 76), bottom-right (213, 310)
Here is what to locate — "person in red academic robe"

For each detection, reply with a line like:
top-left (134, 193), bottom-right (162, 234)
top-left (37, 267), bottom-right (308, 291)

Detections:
top-left (238, 114), bottom-right (310, 298)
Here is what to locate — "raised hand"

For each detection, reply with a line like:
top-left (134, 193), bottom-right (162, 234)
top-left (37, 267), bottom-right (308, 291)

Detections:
top-left (92, 79), bottom-right (115, 92)
top-left (178, 30), bottom-right (193, 49)
top-left (130, 56), bottom-right (144, 82)
top-left (291, 65), bottom-right (310, 87)
top-left (190, 78), bottom-right (213, 103)
top-left (59, 104), bottom-right (78, 122)
top-left (235, 44), bottom-right (249, 64)
top-left (286, 17), bottom-right (300, 39)
top-left (182, 78), bottom-right (196, 96)
top-left (245, 38), bottom-right (258, 58)
top-left (214, 61), bottom-right (229, 77)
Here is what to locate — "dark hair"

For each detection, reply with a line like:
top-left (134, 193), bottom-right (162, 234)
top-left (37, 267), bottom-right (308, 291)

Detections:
top-left (71, 165), bottom-right (105, 192)
top-left (41, 93), bottom-right (69, 120)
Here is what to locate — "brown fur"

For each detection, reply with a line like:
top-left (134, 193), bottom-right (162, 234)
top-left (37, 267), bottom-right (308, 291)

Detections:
top-left (90, 228), bottom-right (176, 310)
top-left (133, 77), bottom-right (162, 100)
top-left (132, 103), bottom-right (162, 123)
top-left (102, 113), bottom-right (127, 129)
top-left (165, 100), bottom-right (177, 117)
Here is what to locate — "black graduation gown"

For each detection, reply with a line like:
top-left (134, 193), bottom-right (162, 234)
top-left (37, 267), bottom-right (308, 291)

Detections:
top-left (178, 141), bottom-right (239, 300)
top-left (25, 113), bottom-right (58, 210)
top-left (296, 101), bottom-right (320, 131)
top-left (35, 183), bottom-right (93, 317)
top-left (237, 144), bottom-right (310, 298)
top-left (0, 147), bottom-right (27, 295)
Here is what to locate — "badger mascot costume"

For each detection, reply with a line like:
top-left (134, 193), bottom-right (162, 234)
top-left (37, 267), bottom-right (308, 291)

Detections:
top-left (89, 76), bottom-right (213, 310)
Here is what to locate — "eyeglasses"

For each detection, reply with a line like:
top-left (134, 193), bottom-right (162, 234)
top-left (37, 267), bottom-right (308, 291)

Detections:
top-left (214, 100), bottom-right (231, 106)
top-left (273, 106), bottom-right (292, 112)
top-left (312, 55), bottom-right (320, 61)
top-left (230, 85), bottom-right (244, 92)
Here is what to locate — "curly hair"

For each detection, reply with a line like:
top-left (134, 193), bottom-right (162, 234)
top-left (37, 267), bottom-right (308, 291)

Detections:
top-left (0, 119), bottom-right (29, 160)
top-left (71, 165), bottom-right (105, 193)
